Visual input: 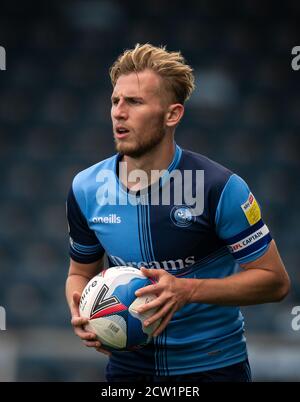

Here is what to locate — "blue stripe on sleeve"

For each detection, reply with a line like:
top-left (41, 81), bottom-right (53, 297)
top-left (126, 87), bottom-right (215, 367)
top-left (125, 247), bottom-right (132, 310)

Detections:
top-left (223, 219), bottom-right (265, 245)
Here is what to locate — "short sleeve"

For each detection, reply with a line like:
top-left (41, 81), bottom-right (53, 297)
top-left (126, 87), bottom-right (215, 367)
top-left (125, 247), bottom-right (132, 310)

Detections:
top-left (66, 186), bottom-right (105, 263)
top-left (215, 174), bottom-right (272, 264)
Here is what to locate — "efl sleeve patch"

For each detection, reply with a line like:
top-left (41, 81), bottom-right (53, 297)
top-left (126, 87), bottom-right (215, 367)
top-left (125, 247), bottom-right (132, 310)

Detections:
top-left (241, 193), bottom-right (261, 225)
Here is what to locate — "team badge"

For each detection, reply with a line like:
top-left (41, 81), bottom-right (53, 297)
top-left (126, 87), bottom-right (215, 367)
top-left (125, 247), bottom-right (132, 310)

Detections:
top-left (170, 206), bottom-right (195, 227)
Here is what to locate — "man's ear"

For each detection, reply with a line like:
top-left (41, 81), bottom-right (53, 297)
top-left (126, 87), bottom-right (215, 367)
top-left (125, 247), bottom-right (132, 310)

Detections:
top-left (165, 104), bottom-right (185, 128)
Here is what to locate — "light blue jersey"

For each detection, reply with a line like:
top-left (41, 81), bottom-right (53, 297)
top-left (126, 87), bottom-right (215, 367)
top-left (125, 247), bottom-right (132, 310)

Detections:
top-left (66, 144), bottom-right (272, 375)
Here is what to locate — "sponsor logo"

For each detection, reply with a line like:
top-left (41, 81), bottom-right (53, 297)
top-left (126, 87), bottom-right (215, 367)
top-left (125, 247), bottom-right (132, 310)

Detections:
top-left (92, 214), bottom-right (121, 224)
top-left (228, 225), bottom-right (269, 253)
top-left (109, 255), bottom-right (195, 271)
top-left (241, 193), bottom-right (261, 225)
top-left (170, 206), bottom-right (195, 227)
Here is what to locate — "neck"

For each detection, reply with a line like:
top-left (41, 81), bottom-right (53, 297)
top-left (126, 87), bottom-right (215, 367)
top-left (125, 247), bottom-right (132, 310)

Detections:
top-left (120, 136), bottom-right (176, 191)
top-left (125, 139), bottom-right (175, 172)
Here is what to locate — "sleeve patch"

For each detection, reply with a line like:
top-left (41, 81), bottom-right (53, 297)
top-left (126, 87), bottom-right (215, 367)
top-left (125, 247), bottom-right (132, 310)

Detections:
top-left (240, 193), bottom-right (261, 225)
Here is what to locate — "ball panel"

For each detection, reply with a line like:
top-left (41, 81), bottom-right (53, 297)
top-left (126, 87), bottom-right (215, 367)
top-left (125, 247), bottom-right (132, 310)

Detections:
top-left (111, 277), bottom-right (151, 306)
top-left (129, 295), bottom-right (162, 336)
top-left (101, 266), bottom-right (145, 283)
top-left (87, 315), bottom-right (127, 349)
top-left (90, 303), bottom-right (127, 319)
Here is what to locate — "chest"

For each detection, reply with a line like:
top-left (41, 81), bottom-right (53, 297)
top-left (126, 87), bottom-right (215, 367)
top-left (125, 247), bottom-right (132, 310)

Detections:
top-left (87, 199), bottom-right (222, 270)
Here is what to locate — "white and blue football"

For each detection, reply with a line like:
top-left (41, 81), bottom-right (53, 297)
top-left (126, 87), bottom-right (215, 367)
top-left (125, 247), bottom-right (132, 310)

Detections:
top-left (79, 266), bottom-right (160, 351)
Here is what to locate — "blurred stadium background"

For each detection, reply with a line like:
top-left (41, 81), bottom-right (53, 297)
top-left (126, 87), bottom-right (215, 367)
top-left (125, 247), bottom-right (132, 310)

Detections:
top-left (0, 0), bottom-right (299, 381)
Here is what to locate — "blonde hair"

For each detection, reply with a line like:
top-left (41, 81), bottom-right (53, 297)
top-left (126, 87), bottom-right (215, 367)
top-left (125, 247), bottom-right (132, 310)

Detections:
top-left (110, 43), bottom-right (195, 104)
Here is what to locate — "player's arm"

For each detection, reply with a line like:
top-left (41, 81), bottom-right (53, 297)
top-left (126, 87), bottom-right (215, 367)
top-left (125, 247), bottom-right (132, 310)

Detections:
top-left (189, 174), bottom-right (290, 305)
top-left (179, 239), bottom-right (290, 305)
top-left (65, 185), bottom-right (110, 354)
top-left (136, 239), bottom-right (290, 336)
top-left (66, 257), bottom-right (111, 356)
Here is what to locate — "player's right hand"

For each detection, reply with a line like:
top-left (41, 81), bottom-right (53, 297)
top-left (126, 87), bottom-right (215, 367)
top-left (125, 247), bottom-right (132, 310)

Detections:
top-left (71, 292), bottom-right (111, 356)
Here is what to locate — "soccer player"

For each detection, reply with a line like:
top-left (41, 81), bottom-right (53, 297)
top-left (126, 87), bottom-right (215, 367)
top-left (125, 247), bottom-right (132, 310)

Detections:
top-left (65, 44), bottom-right (290, 382)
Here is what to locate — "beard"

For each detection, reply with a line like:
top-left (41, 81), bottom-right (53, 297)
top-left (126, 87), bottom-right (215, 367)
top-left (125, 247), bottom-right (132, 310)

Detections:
top-left (114, 121), bottom-right (166, 158)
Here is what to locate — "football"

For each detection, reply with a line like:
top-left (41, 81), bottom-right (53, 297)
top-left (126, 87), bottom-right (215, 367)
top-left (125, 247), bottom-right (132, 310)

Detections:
top-left (79, 266), bottom-right (160, 351)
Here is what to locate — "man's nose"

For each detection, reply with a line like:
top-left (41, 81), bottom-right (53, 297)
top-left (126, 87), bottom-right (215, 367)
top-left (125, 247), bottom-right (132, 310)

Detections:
top-left (112, 99), bottom-right (128, 120)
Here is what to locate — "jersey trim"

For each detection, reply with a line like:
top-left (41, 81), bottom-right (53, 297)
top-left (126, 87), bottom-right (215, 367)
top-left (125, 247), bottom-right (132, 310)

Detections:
top-left (137, 198), bottom-right (155, 264)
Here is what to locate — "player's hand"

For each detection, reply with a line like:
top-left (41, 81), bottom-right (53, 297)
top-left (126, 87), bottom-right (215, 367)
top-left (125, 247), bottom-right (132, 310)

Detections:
top-left (71, 292), bottom-right (111, 356)
top-left (135, 268), bottom-right (191, 337)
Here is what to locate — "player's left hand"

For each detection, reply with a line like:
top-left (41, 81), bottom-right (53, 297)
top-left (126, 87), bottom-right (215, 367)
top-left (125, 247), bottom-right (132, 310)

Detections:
top-left (135, 267), bottom-right (191, 337)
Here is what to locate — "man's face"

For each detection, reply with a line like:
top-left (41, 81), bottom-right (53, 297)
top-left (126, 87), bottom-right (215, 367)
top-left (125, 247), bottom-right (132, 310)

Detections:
top-left (111, 69), bottom-right (168, 158)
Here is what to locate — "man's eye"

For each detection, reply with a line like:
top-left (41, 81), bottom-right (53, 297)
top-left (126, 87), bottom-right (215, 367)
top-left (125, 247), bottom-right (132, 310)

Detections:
top-left (129, 99), bottom-right (141, 104)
